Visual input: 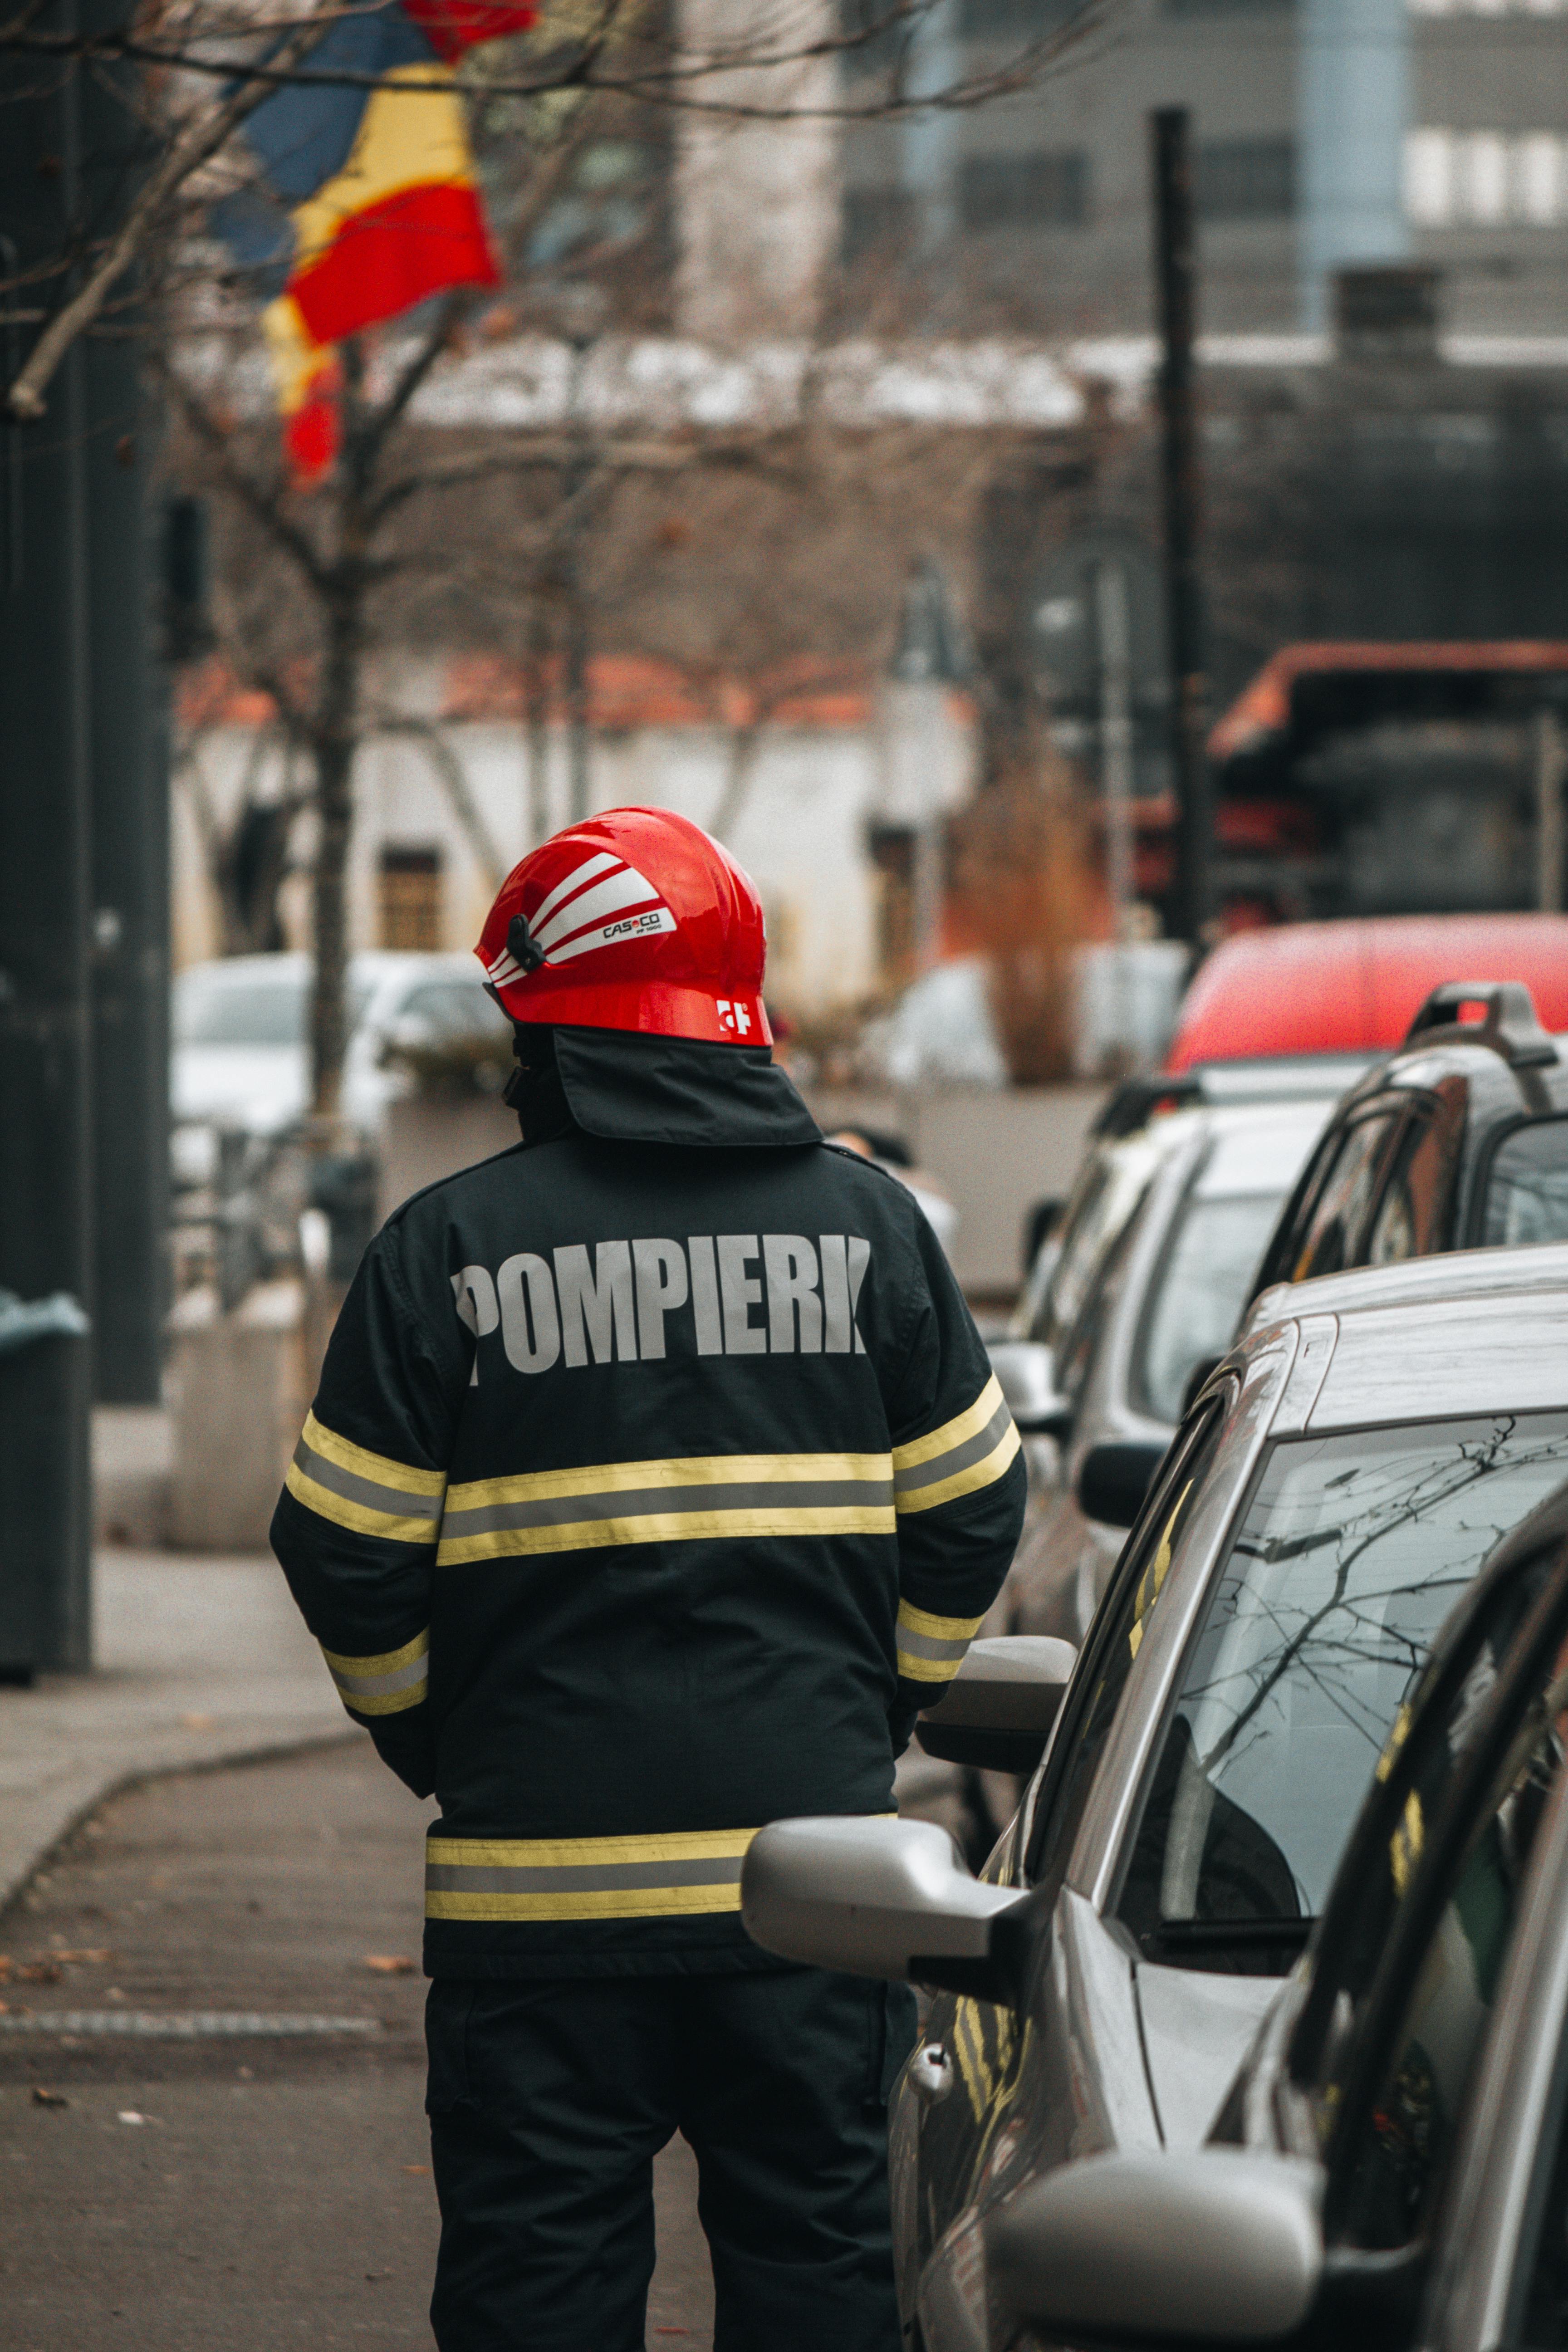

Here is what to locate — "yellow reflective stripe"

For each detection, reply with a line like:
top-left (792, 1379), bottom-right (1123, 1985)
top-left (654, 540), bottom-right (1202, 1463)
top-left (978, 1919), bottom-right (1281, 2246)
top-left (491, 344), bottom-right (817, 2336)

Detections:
top-left (285, 1460), bottom-right (442, 1546)
top-left (897, 1597), bottom-right (985, 1683)
top-left (426, 1829), bottom-right (755, 1867)
top-left (319, 1627), bottom-right (429, 1717)
top-left (438, 1504), bottom-right (892, 1567)
top-left (320, 1629), bottom-right (429, 1678)
top-left (896, 1421), bottom-right (1021, 1516)
top-left (445, 1451), bottom-right (892, 1512)
top-left (892, 1376), bottom-right (1005, 1474)
top-left (427, 1885), bottom-right (744, 1921)
top-left (423, 1819), bottom-right (895, 1924)
top-left (302, 1411), bottom-right (446, 1498)
top-left (425, 1826), bottom-right (760, 1923)
top-left (436, 1450), bottom-right (896, 1565)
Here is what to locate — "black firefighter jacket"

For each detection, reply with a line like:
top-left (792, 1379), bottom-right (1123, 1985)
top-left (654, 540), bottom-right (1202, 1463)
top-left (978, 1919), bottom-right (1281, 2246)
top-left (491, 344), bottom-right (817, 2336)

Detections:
top-left (270, 1034), bottom-right (1026, 1979)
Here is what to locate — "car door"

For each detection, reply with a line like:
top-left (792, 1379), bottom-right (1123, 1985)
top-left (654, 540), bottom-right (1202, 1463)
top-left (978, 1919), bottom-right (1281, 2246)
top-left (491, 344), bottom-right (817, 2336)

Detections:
top-left (899, 1404), bottom-right (1230, 2346)
top-left (1276, 1533), bottom-right (1568, 2332)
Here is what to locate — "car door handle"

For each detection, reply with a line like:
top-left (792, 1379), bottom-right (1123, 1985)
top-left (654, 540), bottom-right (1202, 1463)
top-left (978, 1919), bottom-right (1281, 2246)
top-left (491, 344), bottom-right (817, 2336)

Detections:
top-left (908, 2040), bottom-right (955, 2104)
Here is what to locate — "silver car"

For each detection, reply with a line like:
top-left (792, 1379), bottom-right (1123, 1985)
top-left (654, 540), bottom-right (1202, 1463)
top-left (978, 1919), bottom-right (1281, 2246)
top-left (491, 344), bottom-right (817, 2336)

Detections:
top-left (989, 1475), bottom-right (1568, 2352)
top-left (743, 1240), bottom-right (1568, 2352)
top-left (999, 1095), bottom-right (1334, 1651)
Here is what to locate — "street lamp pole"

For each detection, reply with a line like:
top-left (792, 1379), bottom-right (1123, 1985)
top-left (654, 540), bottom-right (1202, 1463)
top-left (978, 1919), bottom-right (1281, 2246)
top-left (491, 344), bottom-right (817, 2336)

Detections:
top-left (1151, 107), bottom-right (1213, 951)
top-left (559, 300), bottom-right (603, 827)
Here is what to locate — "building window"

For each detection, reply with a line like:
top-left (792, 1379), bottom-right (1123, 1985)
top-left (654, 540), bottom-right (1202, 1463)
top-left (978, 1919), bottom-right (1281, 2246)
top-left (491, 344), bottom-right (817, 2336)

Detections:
top-left (1409, 0), bottom-right (1565, 15)
top-left (960, 0), bottom-right (1083, 33)
top-left (867, 825), bottom-right (916, 985)
top-left (378, 847), bottom-right (443, 952)
top-left (1406, 128), bottom-right (1568, 224)
top-left (843, 186), bottom-right (916, 264)
top-left (959, 150), bottom-right (1089, 230)
top-left (1195, 137), bottom-right (1296, 221)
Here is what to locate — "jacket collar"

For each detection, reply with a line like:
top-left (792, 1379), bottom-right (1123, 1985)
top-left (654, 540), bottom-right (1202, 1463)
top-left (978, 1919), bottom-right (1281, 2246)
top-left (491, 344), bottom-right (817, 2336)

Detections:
top-left (551, 1026), bottom-right (822, 1149)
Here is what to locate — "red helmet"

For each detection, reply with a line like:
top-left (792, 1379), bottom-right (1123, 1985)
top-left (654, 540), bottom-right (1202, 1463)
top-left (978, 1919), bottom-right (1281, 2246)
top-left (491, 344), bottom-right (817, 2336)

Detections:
top-left (475, 807), bottom-right (771, 1046)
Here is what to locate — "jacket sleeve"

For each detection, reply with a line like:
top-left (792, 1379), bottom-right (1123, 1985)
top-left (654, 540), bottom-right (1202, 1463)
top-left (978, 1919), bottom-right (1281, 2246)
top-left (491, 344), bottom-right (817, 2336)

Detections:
top-left (880, 1208), bottom-right (1028, 1741)
top-left (270, 1213), bottom-right (467, 1795)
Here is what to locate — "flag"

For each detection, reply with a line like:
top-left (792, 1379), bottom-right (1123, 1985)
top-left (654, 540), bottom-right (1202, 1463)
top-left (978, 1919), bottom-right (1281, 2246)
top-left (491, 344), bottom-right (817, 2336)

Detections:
top-left (215, 0), bottom-right (536, 482)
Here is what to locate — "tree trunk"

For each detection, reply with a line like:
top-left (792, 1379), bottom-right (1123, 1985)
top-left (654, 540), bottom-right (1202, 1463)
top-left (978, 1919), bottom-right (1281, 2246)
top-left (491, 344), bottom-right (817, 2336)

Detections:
top-left (309, 594), bottom-right (361, 1123)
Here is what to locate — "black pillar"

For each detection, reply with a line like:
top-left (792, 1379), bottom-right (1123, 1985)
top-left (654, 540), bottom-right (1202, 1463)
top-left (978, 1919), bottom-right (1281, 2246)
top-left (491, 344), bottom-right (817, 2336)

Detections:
top-left (0, 0), bottom-right (95, 1670)
top-left (82, 279), bottom-right (167, 1406)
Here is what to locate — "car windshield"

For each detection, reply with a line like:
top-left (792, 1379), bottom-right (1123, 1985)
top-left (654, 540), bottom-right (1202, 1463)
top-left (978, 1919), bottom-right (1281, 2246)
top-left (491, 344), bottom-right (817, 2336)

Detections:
top-left (1133, 1193), bottom-right (1288, 1422)
top-left (1118, 1409), bottom-right (1568, 1971)
top-left (174, 969), bottom-right (373, 1049)
top-left (1022, 1137), bottom-right (1161, 1357)
top-left (1484, 1117), bottom-right (1568, 1248)
top-left (1132, 1120), bottom-right (1325, 1425)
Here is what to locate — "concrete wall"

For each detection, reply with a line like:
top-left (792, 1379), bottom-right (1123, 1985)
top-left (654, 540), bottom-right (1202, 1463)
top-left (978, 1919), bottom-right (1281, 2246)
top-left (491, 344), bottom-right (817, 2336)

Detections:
top-left (379, 1081), bottom-right (1108, 1300)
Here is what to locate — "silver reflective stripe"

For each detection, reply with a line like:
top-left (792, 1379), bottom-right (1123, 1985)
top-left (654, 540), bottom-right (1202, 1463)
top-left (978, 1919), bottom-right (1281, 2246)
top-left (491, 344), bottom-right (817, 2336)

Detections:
top-left (292, 1437), bottom-right (444, 1523)
top-left (330, 1652), bottom-right (429, 1700)
top-left (897, 1623), bottom-right (974, 1666)
top-left (894, 1398), bottom-right (1014, 1498)
top-left (441, 1475), bottom-right (893, 1540)
top-left (426, 1856), bottom-right (745, 1896)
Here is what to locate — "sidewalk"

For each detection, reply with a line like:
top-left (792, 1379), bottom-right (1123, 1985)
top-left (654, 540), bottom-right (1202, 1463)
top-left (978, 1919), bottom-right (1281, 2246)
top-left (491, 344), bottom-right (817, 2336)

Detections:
top-left (0, 1548), bottom-right (352, 1914)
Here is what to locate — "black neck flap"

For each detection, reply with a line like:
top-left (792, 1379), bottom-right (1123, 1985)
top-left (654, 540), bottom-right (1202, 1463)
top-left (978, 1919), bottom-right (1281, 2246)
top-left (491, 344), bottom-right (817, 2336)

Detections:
top-left (543, 1024), bottom-right (821, 1149)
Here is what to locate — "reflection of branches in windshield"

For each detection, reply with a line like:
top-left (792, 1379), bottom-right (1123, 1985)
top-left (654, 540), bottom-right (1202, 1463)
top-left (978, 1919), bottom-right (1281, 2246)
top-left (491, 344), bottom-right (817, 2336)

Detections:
top-left (1195, 1422), bottom-right (1563, 1779)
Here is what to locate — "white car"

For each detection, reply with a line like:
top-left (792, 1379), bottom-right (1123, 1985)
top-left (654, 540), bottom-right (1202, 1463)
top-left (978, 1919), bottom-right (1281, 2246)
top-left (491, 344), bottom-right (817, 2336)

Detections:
top-left (170, 951), bottom-right (509, 1183)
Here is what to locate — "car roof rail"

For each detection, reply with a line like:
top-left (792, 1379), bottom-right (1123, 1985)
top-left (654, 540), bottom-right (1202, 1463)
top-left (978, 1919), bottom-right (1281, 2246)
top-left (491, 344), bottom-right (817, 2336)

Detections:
top-left (1402, 980), bottom-right (1559, 1069)
top-left (1091, 1076), bottom-right (1203, 1139)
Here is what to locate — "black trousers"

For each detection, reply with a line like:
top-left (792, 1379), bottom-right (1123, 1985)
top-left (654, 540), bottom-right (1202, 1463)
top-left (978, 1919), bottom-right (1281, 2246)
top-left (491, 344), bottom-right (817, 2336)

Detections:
top-left (425, 1969), bottom-right (918, 2352)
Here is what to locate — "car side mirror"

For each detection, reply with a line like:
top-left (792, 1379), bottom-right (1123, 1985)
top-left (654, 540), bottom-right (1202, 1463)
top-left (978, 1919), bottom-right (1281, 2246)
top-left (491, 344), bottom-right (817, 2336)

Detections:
top-left (988, 2149), bottom-right (1325, 2346)
top-left (988, 1339), bottom-right (1073, 1440)
top-left (1077, 1440), bottom-right (1168, 1530)
top-left (915, 1635), bottom-right (1078, 1774)
top-left (740, 1815), bottom-right (1027, 1999)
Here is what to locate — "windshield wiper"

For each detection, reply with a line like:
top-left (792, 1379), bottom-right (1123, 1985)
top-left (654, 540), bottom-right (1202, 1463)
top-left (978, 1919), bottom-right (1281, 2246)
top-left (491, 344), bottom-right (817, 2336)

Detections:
top-left (1146, 1916), bottom-right (1316, 1957)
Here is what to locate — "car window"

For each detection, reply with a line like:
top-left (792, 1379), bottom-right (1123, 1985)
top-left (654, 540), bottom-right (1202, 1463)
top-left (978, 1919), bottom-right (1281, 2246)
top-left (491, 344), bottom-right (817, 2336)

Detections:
top-left (1116, 1413), bottom-right (1568, 1976)
top-left (1330, 1592), bottom-right (1568, 2252)
top-left (395, 979), bottom-right (509, 1042)
top-left (1485, 1119), bottom-right (1568, 1250)
top-left (174, 972), bottom-right (308, 1048)
top-left (1022, 1406), bottom-right (1226, 1896)
top-left (1367, 1099), bottom-right (1461, 1267)
top-left (1026, 1145), bottom-right (1159, 1355)
top-left (173, 970), bottom-right (374, 1049)
top-left (1132, 1190), bottom-right (1288, 1423)
top-left (1287, 1113), bottom-right (1404, 1282)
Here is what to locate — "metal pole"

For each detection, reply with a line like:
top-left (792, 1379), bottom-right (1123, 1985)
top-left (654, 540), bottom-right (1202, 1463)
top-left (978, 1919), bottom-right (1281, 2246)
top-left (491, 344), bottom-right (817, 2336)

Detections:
top-left (1096, 559), bottom-right (1134, 1051)
top-left (564, 338), bottom-right (592, 825)
top-left (1151, 107), bottom-right (1213, 950)
top-left (1537, 707), bottom-right (1565, 915)
top-left (524, 602), bottom-right (551, 848)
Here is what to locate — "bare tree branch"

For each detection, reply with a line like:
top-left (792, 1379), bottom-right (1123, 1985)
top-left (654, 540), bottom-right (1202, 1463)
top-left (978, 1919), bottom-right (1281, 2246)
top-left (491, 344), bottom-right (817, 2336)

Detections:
top-left (5, 0), bottom-right (336, 421)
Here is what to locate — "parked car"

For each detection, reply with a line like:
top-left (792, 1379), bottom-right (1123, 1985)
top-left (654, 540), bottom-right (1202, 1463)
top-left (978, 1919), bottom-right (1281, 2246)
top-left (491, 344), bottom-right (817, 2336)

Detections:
top-left (170, 950), bottom-right (509, 1184)
top-left (1249, 977), bottom-right (1568, 1301)
top-left (741, 1239), bottom-right (1568, 2352)
top-left (997, 1093), bottom-right (1337, 1649)
top-left (987, 1476), bottom-right (1568, 2352)
top-left (1166, 912), bottom-right (1568, 1069)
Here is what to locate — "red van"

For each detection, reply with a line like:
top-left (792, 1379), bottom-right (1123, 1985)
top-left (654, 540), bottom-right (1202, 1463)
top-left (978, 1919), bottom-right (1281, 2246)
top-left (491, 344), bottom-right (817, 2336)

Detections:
top-left (1167, 913), bottom-right (1568, 1069)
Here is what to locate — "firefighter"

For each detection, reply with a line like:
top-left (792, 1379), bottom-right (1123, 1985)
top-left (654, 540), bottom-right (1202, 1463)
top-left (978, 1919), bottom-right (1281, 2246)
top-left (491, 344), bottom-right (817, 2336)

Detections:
top-left (271, 807), bottom-right (1026, 2352)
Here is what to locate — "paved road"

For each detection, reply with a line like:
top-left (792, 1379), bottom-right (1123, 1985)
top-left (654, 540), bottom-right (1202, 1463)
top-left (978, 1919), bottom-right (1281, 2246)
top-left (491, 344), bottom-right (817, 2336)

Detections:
top-left (0, 1742), bottom-right (714, 2350)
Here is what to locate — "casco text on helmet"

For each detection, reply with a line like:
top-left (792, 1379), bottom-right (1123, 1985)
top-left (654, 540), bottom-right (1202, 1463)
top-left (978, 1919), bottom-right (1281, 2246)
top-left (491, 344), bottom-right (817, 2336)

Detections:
top-left (475, 808), bottom-right (771, 1046)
